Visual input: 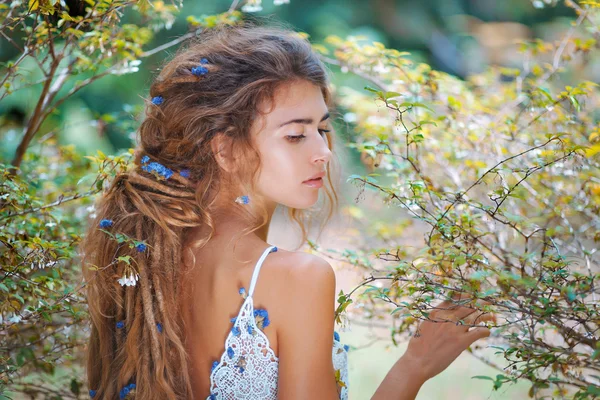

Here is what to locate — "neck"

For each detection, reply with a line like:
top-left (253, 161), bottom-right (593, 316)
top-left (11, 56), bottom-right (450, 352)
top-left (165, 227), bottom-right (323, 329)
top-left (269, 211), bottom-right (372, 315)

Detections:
top-left (192, 198), bottom-right (278, 248)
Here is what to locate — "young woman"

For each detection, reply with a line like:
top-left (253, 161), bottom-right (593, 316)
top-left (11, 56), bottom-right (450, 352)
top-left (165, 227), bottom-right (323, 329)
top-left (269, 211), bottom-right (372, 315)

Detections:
top-left (80, 21), bottom-right (494, 400)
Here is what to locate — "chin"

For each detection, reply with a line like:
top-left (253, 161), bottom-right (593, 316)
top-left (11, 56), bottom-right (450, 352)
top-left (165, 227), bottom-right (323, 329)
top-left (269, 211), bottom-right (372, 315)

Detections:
top-left (284, 194), bottom-right (320, 210)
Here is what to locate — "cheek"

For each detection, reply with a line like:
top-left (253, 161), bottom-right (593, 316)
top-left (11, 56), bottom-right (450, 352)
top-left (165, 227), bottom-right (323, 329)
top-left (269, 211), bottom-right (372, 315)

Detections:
top-left (259, 149), bottom-right (298, 184)
top-left (256, 148), bottom-right (319, 209)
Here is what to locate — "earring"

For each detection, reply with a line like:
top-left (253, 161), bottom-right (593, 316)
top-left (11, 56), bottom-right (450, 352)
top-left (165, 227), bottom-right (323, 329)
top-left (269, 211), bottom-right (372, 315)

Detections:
top-left (235, 195), bottom-right (250, 205)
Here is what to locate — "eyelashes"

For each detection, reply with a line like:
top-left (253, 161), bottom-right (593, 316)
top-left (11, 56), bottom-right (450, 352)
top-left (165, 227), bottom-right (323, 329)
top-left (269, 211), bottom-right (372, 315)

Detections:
top-left (286, 129), bottom-right (330, 143)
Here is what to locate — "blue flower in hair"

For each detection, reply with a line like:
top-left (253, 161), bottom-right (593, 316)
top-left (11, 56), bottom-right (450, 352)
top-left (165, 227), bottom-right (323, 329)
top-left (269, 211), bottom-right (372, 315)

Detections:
top-left (135, 243), bottom-right (147, 252)
top-left (156, 322), bottom-right (163, 333)
top-left (180, 169), bottom-right (191, 178)
top-left (119, 386), bottom-right (130, 399)
top-left (99, 219), bottom-right (113, 228)
top-left (89, 389), bottom-right (97, 398)
top-left (116, 321), bottom-right (125, 329)
top-left (191, 65), bottom-right (208, 76)
top-left (141, 161), bottom-right (174, 180)
top-left (151, 96), bottom-right (163, 105)
top-left (141, 155), bottom-right (150, 164)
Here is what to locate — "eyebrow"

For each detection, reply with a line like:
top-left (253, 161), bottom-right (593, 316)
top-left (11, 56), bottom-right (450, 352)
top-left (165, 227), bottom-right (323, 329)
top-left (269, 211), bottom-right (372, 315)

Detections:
top-left (278, 111), bottom-right (330, 128)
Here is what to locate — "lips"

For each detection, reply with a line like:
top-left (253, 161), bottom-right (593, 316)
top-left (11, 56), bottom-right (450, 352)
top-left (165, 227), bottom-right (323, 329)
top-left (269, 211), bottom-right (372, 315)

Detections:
top-left (303, 172), bottom-right (326, 183)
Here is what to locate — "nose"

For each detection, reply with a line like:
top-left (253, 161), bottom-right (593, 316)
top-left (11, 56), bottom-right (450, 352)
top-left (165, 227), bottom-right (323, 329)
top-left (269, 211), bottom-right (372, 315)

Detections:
top-left (313, 140), bottom-right (332, 167)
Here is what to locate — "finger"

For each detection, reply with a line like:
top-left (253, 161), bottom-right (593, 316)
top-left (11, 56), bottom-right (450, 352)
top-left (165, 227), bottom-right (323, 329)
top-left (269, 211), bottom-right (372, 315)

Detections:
top-left (462, 311), bottom-right (496, 326)
top-left (463, 326), bottom-right (491, 346)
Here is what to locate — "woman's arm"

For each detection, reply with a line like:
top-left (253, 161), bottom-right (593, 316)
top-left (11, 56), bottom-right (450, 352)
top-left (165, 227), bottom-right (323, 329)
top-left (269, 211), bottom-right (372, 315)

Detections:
top-left (276, 254), bottom-right (340, 399)
top-left (276, 254), bottom-right (493, 400)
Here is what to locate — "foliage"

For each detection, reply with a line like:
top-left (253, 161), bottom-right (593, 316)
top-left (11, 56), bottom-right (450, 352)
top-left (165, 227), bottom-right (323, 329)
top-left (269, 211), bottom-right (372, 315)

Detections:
top-left (321, 1), bottom-right (600, 398)
top-left (0, 0), bottom-right (599, 399)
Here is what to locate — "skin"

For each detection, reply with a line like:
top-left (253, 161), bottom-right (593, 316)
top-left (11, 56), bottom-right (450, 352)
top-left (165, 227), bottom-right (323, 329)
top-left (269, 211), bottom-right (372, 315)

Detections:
top-left (179, 80), bottom-right (494, 399)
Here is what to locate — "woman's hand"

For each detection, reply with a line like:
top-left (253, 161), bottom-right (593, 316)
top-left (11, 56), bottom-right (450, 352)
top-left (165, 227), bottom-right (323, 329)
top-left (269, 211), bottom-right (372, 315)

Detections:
top-left (402, 295), bottom-right (496, 382)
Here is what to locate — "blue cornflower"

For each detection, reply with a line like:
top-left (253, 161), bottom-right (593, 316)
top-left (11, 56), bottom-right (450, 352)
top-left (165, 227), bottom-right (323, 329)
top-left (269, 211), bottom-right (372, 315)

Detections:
top-left (227, 346), bottom-right (234, 359)
top-left (334, 331), bottom-right (340, 342)
top-left (156, 322), bottom-right (163, 333)
top-left (180, 169), bottom-right (190, 178)
top-left (135, 243), bottom-right (147, 252)
top-left (141, 161), bottom-right (174, 180)
top-left (151, 96), bottom-right (163, 105)
top-left (254, 309), bottom-right (268, 318)
top-left (116, 321), bottom-right (125, 329)
top-left (191, 65), bottom-right (208, 76)
top-left (343, 344), bottom-right (350, 352)
top-left (211, 360), bottom-right (219, 372)
top-left (89, 389), bottom-right (97, 398)
top-left (234, 195), bottom-right (250, 205)
top-left (231, 326), bottom-right (241, 336)
top-left (141, 155), bottom-right (150, 164)
top-left (99, 219), bottom-right (113, 228)
top-left (119, 386), bottom-right (130, 399)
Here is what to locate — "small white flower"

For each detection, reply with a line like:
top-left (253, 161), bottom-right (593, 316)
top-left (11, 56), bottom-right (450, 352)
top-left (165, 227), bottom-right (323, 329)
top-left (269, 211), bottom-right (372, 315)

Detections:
top-left (118, 272), bottom-right (139, 287)
top-left (241, 0), bottom-right (262, 12)
top-left (8, 314), bottom-right (22, 324)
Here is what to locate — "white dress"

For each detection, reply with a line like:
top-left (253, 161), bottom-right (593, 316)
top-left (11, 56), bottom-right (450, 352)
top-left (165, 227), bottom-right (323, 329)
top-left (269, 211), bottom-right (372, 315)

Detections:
top-left (206, 245), bottom-right (349, 400)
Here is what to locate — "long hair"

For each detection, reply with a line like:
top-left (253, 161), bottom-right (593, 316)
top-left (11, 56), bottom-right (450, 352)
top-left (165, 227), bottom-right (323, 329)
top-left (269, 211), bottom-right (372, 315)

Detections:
top-left (79, 21), bottom-right (340, 399)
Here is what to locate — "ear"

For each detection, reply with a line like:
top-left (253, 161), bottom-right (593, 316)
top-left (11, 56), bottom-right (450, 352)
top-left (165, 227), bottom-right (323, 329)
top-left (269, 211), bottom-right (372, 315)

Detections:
top-left (210, 133), bottom-right (238, 173)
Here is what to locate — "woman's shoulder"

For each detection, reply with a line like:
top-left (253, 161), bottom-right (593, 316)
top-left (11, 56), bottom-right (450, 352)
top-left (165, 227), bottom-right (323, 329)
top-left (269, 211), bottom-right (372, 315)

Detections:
top-left (266, 248), bottom-right (336, 290)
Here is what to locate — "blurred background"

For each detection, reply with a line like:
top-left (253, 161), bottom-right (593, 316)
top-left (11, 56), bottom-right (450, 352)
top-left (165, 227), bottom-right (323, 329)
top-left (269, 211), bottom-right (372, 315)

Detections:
top-left (0, 1), bottom-right (586, 398)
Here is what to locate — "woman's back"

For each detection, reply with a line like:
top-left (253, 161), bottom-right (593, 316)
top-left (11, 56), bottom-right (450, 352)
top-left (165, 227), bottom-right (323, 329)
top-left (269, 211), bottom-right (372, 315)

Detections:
top-left (178, 229), bottom-right (348, 399)
top-left (179, 234), bottom-right (282, 398)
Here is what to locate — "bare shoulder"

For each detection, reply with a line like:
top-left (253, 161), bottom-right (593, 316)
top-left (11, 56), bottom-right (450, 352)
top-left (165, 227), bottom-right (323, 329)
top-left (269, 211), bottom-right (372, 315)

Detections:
top-left (268, 249), bottom-right (336, 296)
top-left (279, 251), bottom-right (335, 283)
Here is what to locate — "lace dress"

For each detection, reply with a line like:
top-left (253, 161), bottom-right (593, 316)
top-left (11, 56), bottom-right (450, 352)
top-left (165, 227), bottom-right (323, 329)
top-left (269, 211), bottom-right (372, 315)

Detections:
top-left (206, 245), bottom-right (349, 400)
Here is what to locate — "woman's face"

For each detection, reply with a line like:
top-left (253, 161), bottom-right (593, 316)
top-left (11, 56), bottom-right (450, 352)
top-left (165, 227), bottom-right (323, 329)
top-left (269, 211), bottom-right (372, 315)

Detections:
top-left (252, 80), bottom-right (332, 210)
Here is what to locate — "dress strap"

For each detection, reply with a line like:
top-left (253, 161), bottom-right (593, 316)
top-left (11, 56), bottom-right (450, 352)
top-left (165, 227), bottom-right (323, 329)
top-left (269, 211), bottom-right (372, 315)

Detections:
top-left (248, 245), bottom-right (277, 298)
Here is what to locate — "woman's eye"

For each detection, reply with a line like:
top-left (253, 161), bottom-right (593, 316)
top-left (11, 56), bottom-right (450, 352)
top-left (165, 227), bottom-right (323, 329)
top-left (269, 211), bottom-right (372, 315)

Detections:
top-left (286, 134), bottom-right (306, 142)
top-left (286, 129), bottom-right (330, 143)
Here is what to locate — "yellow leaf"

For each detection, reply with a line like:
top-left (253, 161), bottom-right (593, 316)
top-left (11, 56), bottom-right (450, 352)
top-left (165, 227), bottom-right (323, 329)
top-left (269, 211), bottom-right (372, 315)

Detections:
top-left (29, 0), bottom-right (38, 11)
top-left (585, 143), bottom-right (600, 158)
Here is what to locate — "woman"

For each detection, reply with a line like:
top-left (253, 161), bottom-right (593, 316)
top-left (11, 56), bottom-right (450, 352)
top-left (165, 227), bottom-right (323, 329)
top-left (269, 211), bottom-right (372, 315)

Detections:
top-left (80, 21), bottom-right (493, 400)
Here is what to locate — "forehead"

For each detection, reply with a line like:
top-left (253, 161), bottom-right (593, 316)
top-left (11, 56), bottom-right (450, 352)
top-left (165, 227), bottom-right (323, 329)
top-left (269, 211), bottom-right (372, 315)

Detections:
top-left (258, 80), bottom-right (328, 128)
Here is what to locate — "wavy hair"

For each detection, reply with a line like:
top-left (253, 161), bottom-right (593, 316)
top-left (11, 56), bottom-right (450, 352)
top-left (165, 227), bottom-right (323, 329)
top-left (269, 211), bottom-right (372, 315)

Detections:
top-left (79, 20), bottom-right (340, 399)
